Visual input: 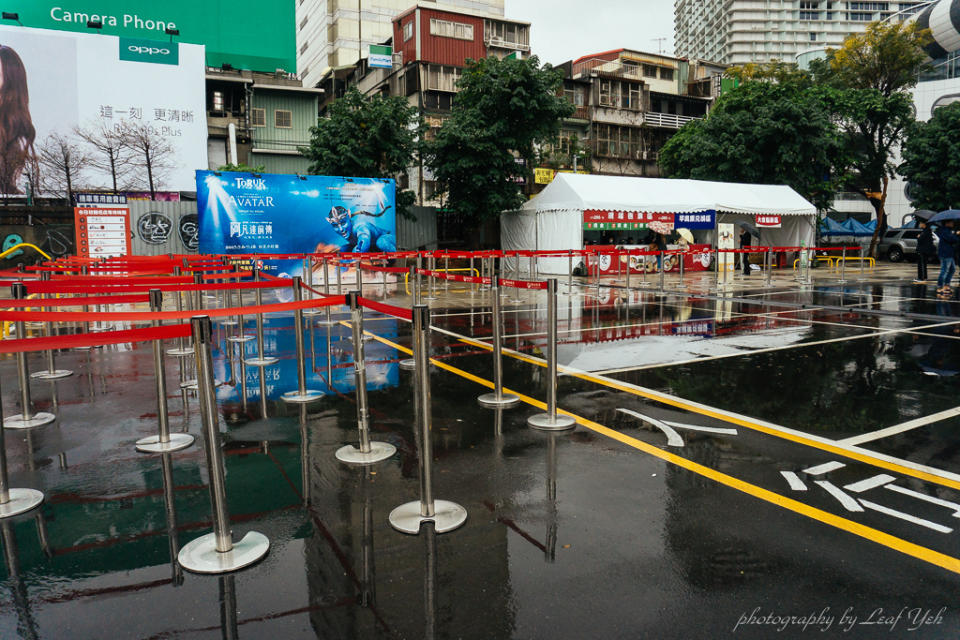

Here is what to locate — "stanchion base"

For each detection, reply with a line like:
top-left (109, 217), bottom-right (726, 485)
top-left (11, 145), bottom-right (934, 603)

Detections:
top-left (302, 308), bottom-right (324, 316)
top-left (281, 390), bottom-right (324, 404)
top-left (226, 335), bottom-right (256, 343)
top-left (527, 412), bottom-right (576, 431)
top-left (4, 412), bottom-right (56, 430)
top-left (178, 530), bottom-right (270, 574)
top-left (389, 499), bottom-right (467, 534)
top-left (135, 432), bottom-right (195, 453)
top-left (335, 441), bottom-right (397, 464)
top-left (220, 320), bottom-right (238, 327)
top-left (0, 488), bottom-right (44, 519)
top-left (180, 379), bottom-right (223, 391)
top-left (31, 369), bottom-right (73, 380)
top-left (478, 392), bottom-right (520, 408)
top-left (398, 358), bottom-right (416, 371)
top-left (167, 347), bottom-right (195, 357)
top-left (244, 357), bottom-right (279, 367)
top-left (422, 295), bottom-right (438, 301)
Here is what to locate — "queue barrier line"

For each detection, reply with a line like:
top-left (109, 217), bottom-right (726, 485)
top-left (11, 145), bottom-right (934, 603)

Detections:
top-left (49, 275), bottom-right (194, 285)
top-left (0, 294), bottom-right (150, 309)
top-left (0, 323), bottom-right (193, 354)
top-left (357, 296), bottom-right (413, 321)
top-left (23, 280), bottom-right (285, 295)
top-left (361, 328), bottom-right (960, 577)
top-left (0, 295), bottom-right (346, 324)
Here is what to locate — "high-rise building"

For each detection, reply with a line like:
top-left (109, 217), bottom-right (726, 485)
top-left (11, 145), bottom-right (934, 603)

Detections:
top-left (297, 0), bottom-right (505, 88)
top-left (674, 0), bottom-right (927, 65)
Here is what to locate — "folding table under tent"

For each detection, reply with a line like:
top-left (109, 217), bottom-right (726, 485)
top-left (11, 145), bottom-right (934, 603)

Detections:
top-left (501, 173), bottom-right (818, 275)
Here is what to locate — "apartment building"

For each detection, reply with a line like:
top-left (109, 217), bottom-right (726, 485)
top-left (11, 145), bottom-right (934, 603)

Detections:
top-left (552, 49), bottom-right (724, 178)
top-left (674, 0), bottom-right (927, 65)
top-left (297, 0), bottom-right (505, 88)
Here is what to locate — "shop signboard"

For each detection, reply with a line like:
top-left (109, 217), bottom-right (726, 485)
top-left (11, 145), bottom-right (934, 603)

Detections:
top-left (74, 207), bottom-right (131, 258)
top-left (583, 210), bottom-right (674, 230)
top-left (756, 214), bottom-right (782, 228)
top-left (675, 211), bottom-right (716, 230)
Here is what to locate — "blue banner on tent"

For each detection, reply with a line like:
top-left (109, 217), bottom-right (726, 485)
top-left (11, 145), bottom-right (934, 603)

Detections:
top-left (196, 170), bottom-right (397, 278)
top-left (675, 211), bottom-right (716, 230)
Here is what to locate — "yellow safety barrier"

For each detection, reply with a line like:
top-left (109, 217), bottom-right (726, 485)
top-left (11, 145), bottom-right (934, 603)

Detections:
top-left (832, 256), bottom-right (875, 269)
top-left (404, 268), bottom-right (480, 296)
top-left (792, 256), bottom-right (835, 270)
top-left (0, 242), bottom-right (52, 261)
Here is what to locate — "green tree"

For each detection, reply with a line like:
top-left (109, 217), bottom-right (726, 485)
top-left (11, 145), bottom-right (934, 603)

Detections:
top-left (428, 56), bottom-right (573, 223)
top-left (217, 163), bottom-right (266, 173)
top-left (812, 21), bottom-right (931, 256)
top-left (900, 103), bottom-right (960, 211)
top-left (659, 78), bottom-right (845, 212)
top-left (303, 87), bottom-right (423, 216)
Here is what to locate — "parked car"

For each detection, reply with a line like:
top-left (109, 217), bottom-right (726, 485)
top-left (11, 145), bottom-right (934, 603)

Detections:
top-left (878, 228), bottom-right (938, 262)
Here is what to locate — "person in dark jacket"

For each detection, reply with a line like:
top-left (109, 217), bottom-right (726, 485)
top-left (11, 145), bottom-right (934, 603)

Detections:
top-left (936, 220), bottom-right (958, 295)
top-left (917, 220), bottom-right (936, 283)
top-left (739, 228), bottom-right (752, 276)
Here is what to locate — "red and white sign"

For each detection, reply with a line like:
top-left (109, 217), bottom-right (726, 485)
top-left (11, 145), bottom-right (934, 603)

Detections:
top-left (583, 210), bottom-right (675, 224)
top-left (74, 207), bottom-right (132, 259)
top-left (756, 214), bottom-right (782, 228)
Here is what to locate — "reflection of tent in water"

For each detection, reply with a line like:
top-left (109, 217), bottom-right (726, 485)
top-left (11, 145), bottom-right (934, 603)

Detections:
top-left (558, 323), bottom-right (812, 371)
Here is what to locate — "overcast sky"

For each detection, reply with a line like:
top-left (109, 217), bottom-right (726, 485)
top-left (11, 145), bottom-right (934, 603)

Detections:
top-left (504, 0), bottom-right (676, 66)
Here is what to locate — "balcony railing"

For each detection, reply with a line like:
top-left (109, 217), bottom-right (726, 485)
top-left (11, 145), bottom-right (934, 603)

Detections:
top-left (572, 58), bottom-right (643, 80)
top-left (483, 36), bottom-right (531, 51)
top-left (643, 112), bottom-right (699, 129)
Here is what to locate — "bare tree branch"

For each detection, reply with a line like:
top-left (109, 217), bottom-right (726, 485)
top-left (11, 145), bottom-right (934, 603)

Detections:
top-left (119, 122), bottom-right (176, 200)
top-left (75, 121), bottom-right (132, 193)
top-left (36, 132), bottom-right (90, 201)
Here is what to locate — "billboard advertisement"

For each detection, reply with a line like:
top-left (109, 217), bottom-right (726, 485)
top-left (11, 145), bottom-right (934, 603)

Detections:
top-left (3, 1), bottom-right (295, 73)
top-left (0, 25), bottom-right (207, 195)
top-left (196, 170), bottom-right (397, 279)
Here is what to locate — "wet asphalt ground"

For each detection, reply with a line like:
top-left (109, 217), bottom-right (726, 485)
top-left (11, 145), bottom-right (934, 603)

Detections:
top-left (1, 262), bottom-right (960, 639)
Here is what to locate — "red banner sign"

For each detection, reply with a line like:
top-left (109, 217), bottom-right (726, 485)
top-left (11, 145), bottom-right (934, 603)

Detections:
top-left (756, 214), bottom-right (782, 228)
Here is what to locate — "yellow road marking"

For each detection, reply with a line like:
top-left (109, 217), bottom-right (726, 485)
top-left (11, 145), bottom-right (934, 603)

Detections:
top-left (449, 333), bottom-right (960, 493)
top-left (364, 329), bottom-right (960, 576)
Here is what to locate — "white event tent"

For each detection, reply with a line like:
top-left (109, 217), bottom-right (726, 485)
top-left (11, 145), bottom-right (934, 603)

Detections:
top-left (501, 173), bottom-right (818, 274)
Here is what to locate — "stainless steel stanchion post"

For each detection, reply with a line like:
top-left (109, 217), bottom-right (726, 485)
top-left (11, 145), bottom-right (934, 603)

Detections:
top-left (443, 255), bottom-right (449, 292)
top-left (626, 252), bottom-right (632, 290)
top-left (859, 246), bottom-right (866, 281)
top-left (567, 250), bottom-right (573, 293)
top-left (336, 258), bottom-right (343, 296)
top-left (478, 280), bottom-right (520, 408)
top-left (529, 254), bottom-right (536, 281)
top-left (244, 268), bottom-right (279, 368)
top-left (357, 258), bottom-right (364, 294)
top-left (714, 248), bottom-right (720, 290)
top-left (303, 256), bottom-right (322, 317)
top-left (400, 266), bottom-right (418, 371)
top-left (282, 277), bottom-right (323, 405)
top-left (0, 376), bottom-right (44, 518)
top-left (806, 248), bottom-right (814, 286)
top-left (336, 292), bottom-right (397, 464)
top-left (74, 265), bottom-right (93, 351)
top-left (167, 266), bottom-right (194, 357)
top-left (678, 251), bottom-right (685, 288)
top-left (137, 289), bottom-right (195, 453)
top-left (389, 305), bottom-right (467, 534)
top-left (838, 246), bottom-right (848, 284)
top-left (226, 270), bottom-right (254, 345)
top-left (765, 249), bottom-right (774, 288)
top-left (658, 251), bottom-right (666, 294)
top-left (527, 280), bottom-right (575, 431)
top-left (31, 273), bottom-right (71, 380)
top-left (177, 316), bottom-right (270, 574)
top-left (5, 283), bottom-right (55, 429)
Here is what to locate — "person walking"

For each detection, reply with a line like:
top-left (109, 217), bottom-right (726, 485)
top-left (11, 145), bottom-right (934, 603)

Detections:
top-left (916, 220), bottom-right (935, 283)
top-left (935, 220), bottom-right (958, 296)
top-left (739, 228), bottom-right (752, 276)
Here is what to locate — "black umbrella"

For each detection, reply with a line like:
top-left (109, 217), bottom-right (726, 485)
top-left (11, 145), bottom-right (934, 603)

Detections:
top-left (911, 209), bottom-right (936, 221)
top-left (736, 220), bottom-right (761, 238)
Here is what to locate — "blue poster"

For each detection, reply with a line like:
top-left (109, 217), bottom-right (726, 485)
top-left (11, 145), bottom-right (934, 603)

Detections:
top-left (196, 171), bottom-right (397, 277)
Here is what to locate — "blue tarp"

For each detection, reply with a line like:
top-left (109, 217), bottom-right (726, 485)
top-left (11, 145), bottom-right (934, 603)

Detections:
top-left (819, 218), bottom-right (876, 236)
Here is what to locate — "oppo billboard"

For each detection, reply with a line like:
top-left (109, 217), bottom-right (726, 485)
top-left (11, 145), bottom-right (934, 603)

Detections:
top-left (0, 25), bottom-right (207, 195)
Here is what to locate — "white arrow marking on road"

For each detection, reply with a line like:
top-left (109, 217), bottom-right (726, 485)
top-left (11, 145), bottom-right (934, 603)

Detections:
top-left (859, 499), bottom-right (953, 534)
top-left (843, 474), bottom-right (897, 493)
top-left (662, 420), bottom-right (738, 436)
top-left (814, 480), bottom-right (864, 512)
top-left (617, 409), bottom-right (684, 447)
top-left (803, 461), bottom-right (846, 476)
top-left (781, 471), bottom-right (808, 491)
top-left (885, 485), bottom-right (960, 518)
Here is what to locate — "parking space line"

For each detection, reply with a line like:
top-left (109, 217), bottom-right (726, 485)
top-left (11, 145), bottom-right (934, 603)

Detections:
top-left (363, 328), bottom-right (960, 577)
top-left (840, 406), bottom-right (960, 446)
